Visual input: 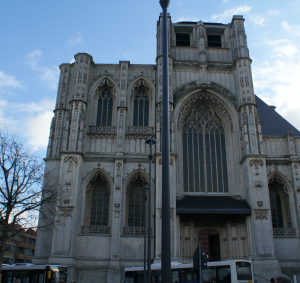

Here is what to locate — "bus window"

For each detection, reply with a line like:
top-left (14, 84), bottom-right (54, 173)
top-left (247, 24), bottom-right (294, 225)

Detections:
top-left (236, 262), bottom-right (252, 281)
top-left (202, 267), bottom-right (217, 283)
top-left (2, 270), bottom-right (12, 283)
top-left (171, 270), bottom-right (179, 283)
top-left (13, 271), bottom-right (30, 283)
top-left (217, 266), bottom-right (231, 283)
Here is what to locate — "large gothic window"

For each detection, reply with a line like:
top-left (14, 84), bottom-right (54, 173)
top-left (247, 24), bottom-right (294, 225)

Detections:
top-left (96, 88), bottom-right (113, 126)
top-left (269, 176), bottom-right (291, 229)
top-left (86, 174), bottom-right (110, 226)
top-left (133, 88), bottom-right (149, 126)
top-left (182, 105), bottom-right (228, 193)
top-left (127, 175), bottom-right (148, 227)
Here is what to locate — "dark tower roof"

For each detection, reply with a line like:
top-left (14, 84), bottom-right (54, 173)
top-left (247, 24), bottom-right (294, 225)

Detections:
top-left (255, 95), bottom-right (300, 137)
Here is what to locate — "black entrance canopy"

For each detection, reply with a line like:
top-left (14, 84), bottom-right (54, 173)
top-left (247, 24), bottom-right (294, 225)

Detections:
top-left (176, 196), bottom-right (251, 215)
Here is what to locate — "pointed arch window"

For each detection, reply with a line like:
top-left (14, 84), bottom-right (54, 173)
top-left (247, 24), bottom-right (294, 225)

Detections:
top-left (182, 105), bottom-right (228, 193)
top-left (96, 88), bottom-right (113, 126)
top-left (269, 176), bottom-right (291, 229)
top-left (127, 175), bottom-right (148, 227)
top-left (86, 174), bottom-right (110, 226)
top-left (133, 88), bottom-right (149, 127)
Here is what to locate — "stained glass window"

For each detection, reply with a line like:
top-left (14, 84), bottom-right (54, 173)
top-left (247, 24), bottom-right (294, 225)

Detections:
top-left (127, 175), bottom-right (147, 227)
top-left (182, 105), bottom-right (228, 193)
top-left (90, 175), bottom-right (110, 226)
top-left (133, 89), bottom-right (149, 127)
top-left (96, 88), bottom-right (113, 126)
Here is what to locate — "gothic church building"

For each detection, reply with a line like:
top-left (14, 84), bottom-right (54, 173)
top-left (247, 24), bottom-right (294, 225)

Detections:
top-left (33, 14), bottom-right (300, 283)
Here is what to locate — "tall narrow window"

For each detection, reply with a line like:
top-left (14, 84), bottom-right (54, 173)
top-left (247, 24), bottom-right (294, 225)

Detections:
top-left (133, 89), bottom-right (149, 127)
top-left (269, 177), bottom-right (291, 229)
top-left (96, 88), bottom-right (113, 126)
top-left (182, 105), bottom-right (228, 193)
top-left (127, 175), bottom-right (147, 227)
top-left (89, 175), bottom-right (110, 226)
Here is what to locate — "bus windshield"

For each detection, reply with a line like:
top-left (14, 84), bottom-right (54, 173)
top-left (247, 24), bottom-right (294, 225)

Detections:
top-left (49, 266), bottom-right (67, 283)
top-left (236, 262), bottom-right (252, 280)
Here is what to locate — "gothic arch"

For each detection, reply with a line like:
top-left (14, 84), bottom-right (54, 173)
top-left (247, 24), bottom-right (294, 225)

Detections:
top-left (90, 75), bottom-right (119, 97)
top-left (267, 171), bottom-right (292, 194)
top-left (173, 81), bottom-right (236, 107)
top-left (174, 85), bottom-right (240, 196)
top-left (122, 169), bottom-right (149, 192)
top-left (127, 77), bottom-right (155, 127)
top-left (121, 170), bottom-right (150, 228)
top-left (89, 76), bottom-right (118, 126)
top-left (127, 76), bottom-right (155, 99)
top-left (175, 87), bottom-right (236, 133)
top-left (80, 169), bottom-right (113, 226)
top-left (267, 173), bottom-right (295, 229)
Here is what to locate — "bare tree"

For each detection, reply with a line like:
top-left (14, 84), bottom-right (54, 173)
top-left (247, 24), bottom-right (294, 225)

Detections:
top-left (0, 128), bottom-right (59, 268)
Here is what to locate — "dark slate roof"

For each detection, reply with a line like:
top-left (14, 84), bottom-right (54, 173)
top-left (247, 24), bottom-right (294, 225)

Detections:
top-left (255, 95), bottom-right (300, 137)
top-left (176, 196), bottom-right (251, 215)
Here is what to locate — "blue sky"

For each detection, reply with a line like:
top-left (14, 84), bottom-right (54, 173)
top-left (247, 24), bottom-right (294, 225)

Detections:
top-left (1, 0), bottom-right (300, 158)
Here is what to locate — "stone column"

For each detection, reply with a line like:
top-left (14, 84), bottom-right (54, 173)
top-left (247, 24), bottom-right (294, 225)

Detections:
top-left (242, 157), bottom-right (281, 277)
top-left (49, 154), bottom-right (82, 266)
top-left (68, 53), bottom-right (92, 151)
top-left (107, 160), bottom-right (124, 283)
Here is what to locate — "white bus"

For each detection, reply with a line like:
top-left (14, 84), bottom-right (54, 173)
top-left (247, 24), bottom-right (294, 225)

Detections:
top-left (1, 264), bottom-right (67, 283)
top-left (124, 260), bottom-right (253, 283)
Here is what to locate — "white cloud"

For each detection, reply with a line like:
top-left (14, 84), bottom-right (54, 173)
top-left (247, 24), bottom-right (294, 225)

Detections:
top-left (267, 10), bottom-right (279, 16)
top-left (222, 0), bottom-right (229, 3)
top-left (281, 21), bottom-right (300, 35)
top-left (0, 98), bottom-right (55, 152)
top-left (252, 39), bottom-right (300, 130)
top-left (68, 32), bottom-right (83, 45)
top-left (177, 17), bottom-right (199, 22)
top-left (25, 49), bottom-right (42, 69)
top-left (211, 5), bottom-right (251, 23)
top-left (25, 49), bottom-right (59, 90)
top-left (0, 70), bottom-right (25, 92)
top-left (249, 15), bottom-right (265, 26)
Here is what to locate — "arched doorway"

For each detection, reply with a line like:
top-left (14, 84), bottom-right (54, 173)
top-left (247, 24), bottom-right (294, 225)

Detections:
top-left (198, 229), bottom-right (220, 261)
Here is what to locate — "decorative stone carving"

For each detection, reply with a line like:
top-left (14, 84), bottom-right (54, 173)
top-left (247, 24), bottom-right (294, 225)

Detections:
top-left (89, 126), bottom-right (116, 133)
top-left (81, 226), bottom-right (110, 235)
top-left (254, 181), bottom-right (262, 187)
top-left (249, 159), bottom-right (264, 169)
top-left (64, 156), bottom-right (79, 164)
top-left (257, 201), bottom-right (263, 207)
top-left (273, 228), bottom-right (297, 237)
top-left (116, 162), bottom-right (122, 190)
top-left (58, 206), bottom-right (74, 217)
top-left (177, 90), bottom-right (234, 132)
top-left (126, 127), bottom-right (155, 135)
top-left (122, 226), bottom-right (153, 236)
top-left (255, 210), bottom-right (268, 220)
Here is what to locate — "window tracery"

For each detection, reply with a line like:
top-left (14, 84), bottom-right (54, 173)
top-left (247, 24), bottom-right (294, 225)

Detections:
top-left (182, 105), bottom-right (228, 193)
top-left (268, 176), bottom-right (291, 229)
top-left (96, 86), bottom-right (113, 126)
top-left (126, 174), bottom-right (148, 227)
top-left (133, 87), bottom-right (149, 127)
top-left (86, 174), bottom-right (110, 226)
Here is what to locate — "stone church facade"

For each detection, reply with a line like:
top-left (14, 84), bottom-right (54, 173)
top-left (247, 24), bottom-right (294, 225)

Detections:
top-left (33, 14), bottom-right (300, 283)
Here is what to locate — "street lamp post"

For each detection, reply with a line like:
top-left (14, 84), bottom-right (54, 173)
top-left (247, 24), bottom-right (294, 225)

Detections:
top-left (145, 137), bottom-right (156, 283)
top-left (159, 1), bottom-right (171, 283)
top-left (143, 186), bottom-right (149, 283)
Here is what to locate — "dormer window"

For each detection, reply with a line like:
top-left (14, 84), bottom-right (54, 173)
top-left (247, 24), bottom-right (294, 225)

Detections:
top-left (207, 35), bottom-right (221, 47)
top-left (176, 33), bottom-right (190, 46)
